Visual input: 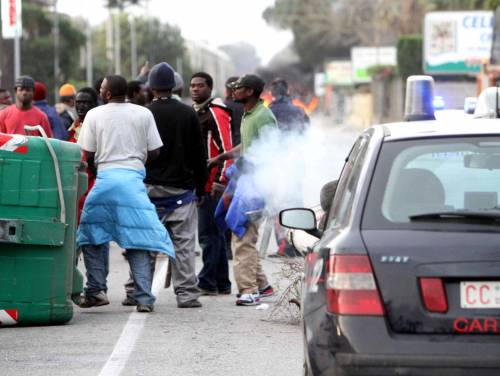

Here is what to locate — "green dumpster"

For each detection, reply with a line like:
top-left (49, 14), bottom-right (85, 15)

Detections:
top-left (0, 130), bottom-right (87, 326)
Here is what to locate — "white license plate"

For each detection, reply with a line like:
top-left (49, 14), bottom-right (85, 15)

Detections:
top-left (460, 281), bottom-right (500, 309)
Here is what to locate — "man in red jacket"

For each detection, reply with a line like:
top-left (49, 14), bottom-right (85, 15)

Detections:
top-left (0, 76), bottom-right (52, 138)
top-left (190, 71), bottom-right (233, 295)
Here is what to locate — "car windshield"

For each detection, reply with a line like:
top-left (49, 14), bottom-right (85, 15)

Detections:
top-left (363, 135), bottom-right (500, 230)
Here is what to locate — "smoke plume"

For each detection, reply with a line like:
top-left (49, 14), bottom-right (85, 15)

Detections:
top-left (244, 120), bottom-right (358, 214)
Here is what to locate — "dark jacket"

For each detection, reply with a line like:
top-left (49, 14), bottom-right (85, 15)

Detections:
top-left (145, 97), bottom-right (208, 198)
top-left (224, 97), bottom-right (243, 146)
top-left (269, 96), bottom-right (309, 132)
top-left (34, 100), bottom-right (68, 140)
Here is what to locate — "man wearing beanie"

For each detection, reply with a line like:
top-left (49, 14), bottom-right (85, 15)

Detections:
top-left (56, 83), bottom-right (77, 130)
top-left (0, 75), bottom-right (52, 137)
top-left (143, 62), bottom-right (208, 308)
top-left (34, 81), bottom-right (68, 140)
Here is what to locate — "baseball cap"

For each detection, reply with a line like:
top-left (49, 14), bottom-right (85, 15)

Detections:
top-left (225, 76), bottom-right (239, 88)
top-left (14, 75), bottom-right (35, 89)
top-left (229, 74), bottom-right (265, 92)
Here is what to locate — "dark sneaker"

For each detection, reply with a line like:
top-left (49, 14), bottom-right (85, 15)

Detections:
top-left (218, 288), bottom-right (232, 295)
top-left (121, 296), bottom-right (137, 306)
top-left (258, 285), bottom-right (275, 298)
top-left (177, 299), bottom-right (202, 308)
top-left (136, 304), bottom-right (154, 313)
top-left (79, 291), bottom-right (109, 308)
top-left (198, 287), bottom-right (218, 296)
top-left (236, 293), bottom-right (260, 306)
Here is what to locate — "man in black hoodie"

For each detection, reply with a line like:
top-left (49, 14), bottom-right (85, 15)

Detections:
top-left (145, 62), bottom-right (208, 308)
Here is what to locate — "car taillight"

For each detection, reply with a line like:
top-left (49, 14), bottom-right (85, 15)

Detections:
top-left (326, 255), bottom-right (385, 316)
top-left (419, 277), bottom-right (448, 313)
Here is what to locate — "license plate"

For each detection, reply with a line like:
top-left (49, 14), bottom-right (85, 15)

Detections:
top-left (460, 281), bottom-right (500, 309)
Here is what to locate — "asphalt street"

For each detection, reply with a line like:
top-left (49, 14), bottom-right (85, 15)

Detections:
top-left (0, 247), bottom-right (302, 376)
top-left (0, 122), bottom-right (358, 376)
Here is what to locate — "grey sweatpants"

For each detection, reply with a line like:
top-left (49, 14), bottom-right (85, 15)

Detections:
top-left (147, 185), bottom-right (200, 305)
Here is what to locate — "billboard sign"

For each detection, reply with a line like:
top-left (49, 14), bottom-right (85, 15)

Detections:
top-left (324, 61), bottom-right (353, 86)
top-left (351, 47), bottom-right (396, 83)
top-left (1, 0), bottom-right (21, 39)
top-left (424, 11), bottom-right (493, 74)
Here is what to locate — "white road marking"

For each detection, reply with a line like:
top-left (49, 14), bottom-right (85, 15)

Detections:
top-left (98, 257), bottom-right (168, 376)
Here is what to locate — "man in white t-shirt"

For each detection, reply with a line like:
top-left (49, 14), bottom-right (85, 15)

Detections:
top-left (76, 75), bottom-right (175, 313)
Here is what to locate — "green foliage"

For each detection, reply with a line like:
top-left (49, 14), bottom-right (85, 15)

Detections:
top-left (427, 0), bottom-right (498, 10)
top-left (20, 3), bottom-right (85, 101)
top-left (397, 34), bottom-right (423, 80)
top-left (485, 0), bottom-right (500, 9)
top-left (427, 0), bottom-right (489, 10)
top-left (106, 0), bottom-right (142, 9)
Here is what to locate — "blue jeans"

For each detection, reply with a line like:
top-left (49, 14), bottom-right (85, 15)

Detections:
top-left (82, 244), bottom-right (156, 306)
top-left (197, 195), bottom-right (231, 292)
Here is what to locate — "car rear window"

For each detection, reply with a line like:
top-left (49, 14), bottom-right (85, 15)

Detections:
top-left (362, 135), bottom-right (500, 231)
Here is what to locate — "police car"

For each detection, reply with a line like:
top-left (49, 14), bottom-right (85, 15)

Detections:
top-left (281, 79), bottom-right (500, 375)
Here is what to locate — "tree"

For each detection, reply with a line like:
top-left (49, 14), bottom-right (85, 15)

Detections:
top-left (91, 14), bottom-right (191, 81)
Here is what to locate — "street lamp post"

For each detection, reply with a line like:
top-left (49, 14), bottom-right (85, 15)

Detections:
top-left (129, 14), bottom-right (137, 78)
top-left (53, 0), bottom-right (60, 103)
top-left (86, 21), bottom-right (93, 86)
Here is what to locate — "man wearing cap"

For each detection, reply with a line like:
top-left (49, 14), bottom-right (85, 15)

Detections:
top-left (144, 62), bottom-right (208, 308)
top-left (34, 81), bottom-right (68, 140)
top-left (209, 74), bottom-right (277, 306)
top-left (224, 76), bottom-right (244, 147)
top-left (0, 76), bottom-right (52, 137)
top-left (56, 83), bottom-right (77, 130)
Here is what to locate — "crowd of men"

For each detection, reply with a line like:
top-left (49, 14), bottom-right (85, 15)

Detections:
top-left (0, 63), bottom-right (309, 312)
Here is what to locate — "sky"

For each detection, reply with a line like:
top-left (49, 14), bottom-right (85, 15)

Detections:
top-left (57, 0), bottom-right (293, 65)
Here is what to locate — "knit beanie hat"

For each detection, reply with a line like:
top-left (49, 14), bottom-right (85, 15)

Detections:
top-left (148, 62), bottom-right (175, 91)
top-left (59, 83), bottom-right (76, 97)
top-left (33, 82), bottom-right (47, 100)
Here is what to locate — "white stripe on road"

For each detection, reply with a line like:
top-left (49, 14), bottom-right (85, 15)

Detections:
top-left (98, 258), bottom-right (168, 376)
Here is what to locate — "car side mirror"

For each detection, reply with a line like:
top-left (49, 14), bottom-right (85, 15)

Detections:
top-left (280, 208), bottom-right (322, 238)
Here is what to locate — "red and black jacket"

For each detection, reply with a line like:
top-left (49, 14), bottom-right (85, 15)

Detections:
top-left (195, 98), bottom-right (233, 193)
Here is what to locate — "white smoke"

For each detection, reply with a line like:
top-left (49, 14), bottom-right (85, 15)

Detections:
top-left (244, 118), bottom-right (359, 214)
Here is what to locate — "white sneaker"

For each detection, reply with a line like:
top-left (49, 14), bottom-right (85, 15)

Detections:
top-left (236, 293), bottom-right (261, 306)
